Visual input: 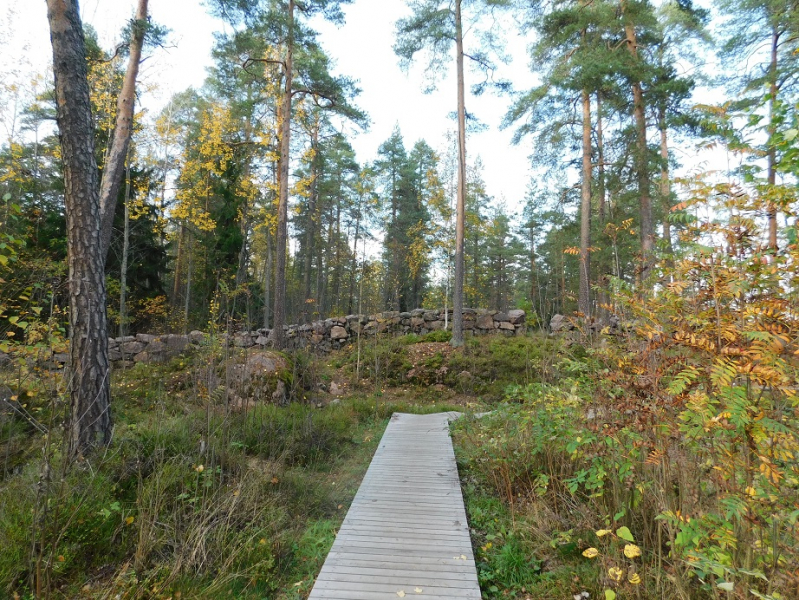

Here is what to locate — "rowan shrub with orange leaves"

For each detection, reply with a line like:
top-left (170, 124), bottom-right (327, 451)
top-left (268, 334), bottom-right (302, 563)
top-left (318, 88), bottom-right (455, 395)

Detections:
top-left (455, 176), bottom-right (798, 599)
top-left (605, 177), bottom-right (799, 598)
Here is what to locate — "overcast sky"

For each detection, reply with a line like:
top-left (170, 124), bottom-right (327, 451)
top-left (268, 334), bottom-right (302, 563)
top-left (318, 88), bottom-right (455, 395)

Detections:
top-left (1, 0), bottom-right (538, 212)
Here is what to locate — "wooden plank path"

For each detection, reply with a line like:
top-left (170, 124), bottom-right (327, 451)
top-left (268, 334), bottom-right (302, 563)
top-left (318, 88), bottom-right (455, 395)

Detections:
top-left (309, 411), bottom-right (481, 599)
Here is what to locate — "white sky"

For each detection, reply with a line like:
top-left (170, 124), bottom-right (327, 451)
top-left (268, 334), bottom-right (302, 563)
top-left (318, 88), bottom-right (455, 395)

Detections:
top-left (1, 0), bottom-right (537, 212)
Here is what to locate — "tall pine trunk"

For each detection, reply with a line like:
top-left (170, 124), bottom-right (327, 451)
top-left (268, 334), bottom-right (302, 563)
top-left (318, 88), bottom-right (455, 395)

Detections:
top-left (767, 26), bottom-right (779, 250)
top-left (659, 105), bottom-right (673, 257)
top-left (47, 0), bottom-right (112, 458)
top-left (303, 123), bottom-right (319, 322)
top-left (119, 163), bottom-right (131, 338)
top-left (579, 87), bottom-right (592, 318)
top-left (622, 2), bottom-right (653, 279)
top-left (271, 0), bottom-right (294, 349)
top-left (452, 0), bottom-right (467, 347)
top-left (596, 92), bottom-right (611, 320)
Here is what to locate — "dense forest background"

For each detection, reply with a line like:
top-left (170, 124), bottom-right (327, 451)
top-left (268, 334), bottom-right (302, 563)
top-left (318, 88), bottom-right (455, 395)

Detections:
top-left (2, 0), bottom-right (795, 337)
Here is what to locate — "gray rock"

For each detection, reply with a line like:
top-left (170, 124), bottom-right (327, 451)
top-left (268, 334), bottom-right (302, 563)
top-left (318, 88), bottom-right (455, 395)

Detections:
top-left (136, 333), bottom-right (156, 343)
top-left (476, 314), bottom-right (494, 330)
top-left (423, 310), bottom-right (439, 321)
top-left (508, 309), bottom-right (525, 324)
top-left (116, 335), bottom-right (136, 344)
top-left (234, 333), bottom-right (254, 348)
top-left (494, 312), bottom-right (510, 323)
top-left (146, 340), bottom-right (167, 353)
top-left (498, 321), bottom-right (515, 331)
top-left (246, 352), bottom-right (284, 375)
top-left (329, 381), bottom-right (344, 396)
top-left (255, 335), bottom-right (269, 346)
top-left (0, 352), bottom-right (10, 367)
top-left (120, 341), bottom-right (146, 355)
top-left (550, 314), bottom-right (574, 333)
top-left (410, 317), bottom-right (425, 328)
top-left (108, 349), bottom-right (123, 362)
top-left (330, 326), bottom-right (349, 340)
top-left (165, 334), bottom-right (189, 351)
top-left (189, 330), bottom-right (205, 344)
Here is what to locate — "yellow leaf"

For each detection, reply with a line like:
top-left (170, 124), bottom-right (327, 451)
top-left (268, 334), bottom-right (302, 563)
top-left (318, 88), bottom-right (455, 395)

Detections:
top-left (595, 529), bottom-right (612, 537)
top-left (582, 547), bottom-right (600, 558)
top-left (628, 572), bottom-right (641, 585)
top-left (415, 588), bottom-right (423, 594)
top-left (623, 544), bottom-right (641, 559)
top-left (608, 566), bottom-right (624, 581)
top-left (196, 465), bottom-right (204, 473)
top-left (397, 591), bottom-right (406, 597)
top-left (125, 516), bottom-right (135, 525)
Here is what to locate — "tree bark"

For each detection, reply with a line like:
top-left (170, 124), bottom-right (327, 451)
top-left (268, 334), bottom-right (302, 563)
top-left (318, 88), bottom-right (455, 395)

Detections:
top-left (579, 87), bottom-right (592, 318)
top-left (119, 162), bottom-right (131, 338)
top-left (596, 92), bottom-right (611, 321)
top-left (659, 105), bottom-right (673, 256)
top-left (622, 8), bottom-right (653, 279)
top-left (47, 0), bottom-right (112, 459)
top-left (99, 0), bottom-right (149, 263)
top-left (271, 0), bottom-right (294, 349)
top-left (452, 0), bottom-right (467, 347)
top-left (767, 26), bottom-right (779, 250)
top-left (264, 230), bottom-right (271, 329)
top-left (596, 92), bottom-right (606, 223)
top-left (303, 121), bottom-right (319, 322)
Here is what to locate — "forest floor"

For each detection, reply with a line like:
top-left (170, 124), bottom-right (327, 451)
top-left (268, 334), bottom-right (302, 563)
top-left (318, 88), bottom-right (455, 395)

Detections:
top-left (1, 328), bottom-right (796, 599)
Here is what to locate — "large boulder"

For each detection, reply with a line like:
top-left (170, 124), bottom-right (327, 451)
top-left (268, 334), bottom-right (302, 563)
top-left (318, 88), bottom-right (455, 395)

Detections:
top-left (330, 326), bottom-right (349, 341)
top-left (476, 314), bottom-right (494, 330)
top-left (229, 351), bottom-right (292, 404)
top-left (508, 309), bottom-right (526, 324)
top-left (550, 314), bottom-right (574, 333)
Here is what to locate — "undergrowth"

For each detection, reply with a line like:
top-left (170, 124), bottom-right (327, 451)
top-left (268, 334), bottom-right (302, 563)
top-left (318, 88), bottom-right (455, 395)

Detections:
top-left (0, 341), bottom-right (462, 598)
top-left (454, 186), bottom-right (799, 599)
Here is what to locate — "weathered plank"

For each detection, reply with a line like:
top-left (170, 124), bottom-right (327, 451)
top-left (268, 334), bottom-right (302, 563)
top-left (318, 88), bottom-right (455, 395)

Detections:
top-left (308, 412), bottom-right (480, 599)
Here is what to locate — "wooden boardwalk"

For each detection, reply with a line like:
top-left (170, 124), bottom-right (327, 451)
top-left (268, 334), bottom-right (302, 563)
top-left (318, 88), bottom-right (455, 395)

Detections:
top-left (308, 412), bottom-right (481, 599)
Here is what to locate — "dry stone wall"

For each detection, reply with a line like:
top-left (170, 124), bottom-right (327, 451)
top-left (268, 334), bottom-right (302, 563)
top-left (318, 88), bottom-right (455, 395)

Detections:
top-left (101, 308), bottom-right (526, 364)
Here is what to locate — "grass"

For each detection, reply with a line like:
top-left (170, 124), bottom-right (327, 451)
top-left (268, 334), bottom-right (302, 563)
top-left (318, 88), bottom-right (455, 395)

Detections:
top-left (457, 454), bottom-right (601, 599)
top-left (0, 342), bottom-right (469, 598)
top-left (0, 330), bottom-right (576, 598)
